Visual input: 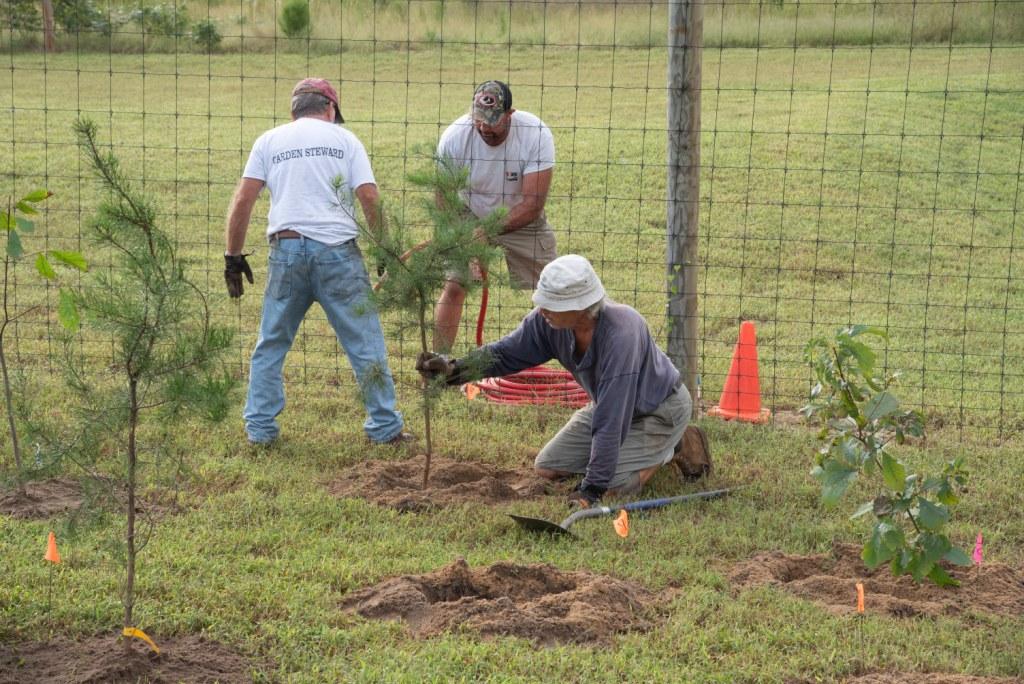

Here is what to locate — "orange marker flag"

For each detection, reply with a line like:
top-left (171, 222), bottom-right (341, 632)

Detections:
top-left (855, 582), bottom-right (865, 614)
top-left (44, 531), bottom-right (61, 564)
top-left (613, 510), bottom-right (629, 538)
top-left (463, 383), bottom-right (480, 401)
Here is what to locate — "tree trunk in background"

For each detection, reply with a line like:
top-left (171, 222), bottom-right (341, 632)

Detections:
top-left (40, 0), bottom-right (57, 52)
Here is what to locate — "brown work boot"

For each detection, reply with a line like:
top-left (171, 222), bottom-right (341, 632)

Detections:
top-left (670, 425), bottom-right (712, 481)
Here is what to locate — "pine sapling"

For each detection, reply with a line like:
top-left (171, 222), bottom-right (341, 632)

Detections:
top-left (361, 155), bottom-right (503, 487)
top-left (70, 119), bottom-right (235, 636)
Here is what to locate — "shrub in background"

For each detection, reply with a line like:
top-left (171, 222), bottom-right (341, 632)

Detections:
top-left (129, 2), bottom-right (188, 36)
top-left (191, 17), bottom-right (221, 51)
top-left (2, 0), bottom-right (41, 33)
top-left (278, 0), bottom-right (309, 38)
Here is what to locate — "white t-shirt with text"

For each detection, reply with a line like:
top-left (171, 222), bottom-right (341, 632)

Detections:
top-left (242, 117), bottom-right (376, 245)
top-left (436, 111), bottom-right (555, 220)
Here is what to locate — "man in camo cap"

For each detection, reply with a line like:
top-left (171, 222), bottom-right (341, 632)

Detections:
top-left (433, 79), bottom-right (558, 351)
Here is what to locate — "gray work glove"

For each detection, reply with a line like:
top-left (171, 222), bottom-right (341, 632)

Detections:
top-left (415, 352), bottom-right (455, 382)
top-left (224, 253), bottom-right (254, 298)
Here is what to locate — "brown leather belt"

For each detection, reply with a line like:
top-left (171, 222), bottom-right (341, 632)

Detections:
top-left (270, 229), bottom-right (302, 240)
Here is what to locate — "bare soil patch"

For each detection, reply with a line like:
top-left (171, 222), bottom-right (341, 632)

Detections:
top-left (341, 557), bottom-right (663, 645)
top-left (730, 542), bottom-right (1024, 617)
top-left (0, 479), bottom-right (82, 519)
top-left (327, 454), bottom-right (553, 511)
top-left (844, 674), bottom-right (1022, 683)
top-left (0, 634), bottom-right (259, 684)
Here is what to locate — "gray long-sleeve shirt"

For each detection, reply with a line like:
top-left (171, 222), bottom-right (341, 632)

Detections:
top-left (467, 301), bottom-right (680, 489)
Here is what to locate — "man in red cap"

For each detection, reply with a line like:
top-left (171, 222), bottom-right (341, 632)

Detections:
top-left (433, 79), bottom-right (559, 352)
top-left (224, 77), bottom-right (412, 447)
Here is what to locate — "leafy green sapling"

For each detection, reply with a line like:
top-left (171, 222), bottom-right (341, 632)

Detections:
top-left (71, 118), bottom-right (235, 635)
top-left (803, 325), bottom-right (971, 586)
top-left (361, 155), bottom-right (504, 487)
top-left (1, 189), bottom-right (86, 497)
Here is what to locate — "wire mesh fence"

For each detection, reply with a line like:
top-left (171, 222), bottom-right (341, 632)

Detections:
top-left (1, 0), bottom-right (1022, 440)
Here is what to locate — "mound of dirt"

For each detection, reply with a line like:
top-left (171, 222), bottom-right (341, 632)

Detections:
top-left (0, 479), bottom-right (82, 519)
top-left (0, 634), bottom-right (259, 684)
top-left (844, 674), bottom-right (1021, 683)
top-left (327, 455), bottom-right (553, 511)
top-left (341, 557), bottom-right (663, 645)
top-left (730, 543), bottom-right (1024, 617)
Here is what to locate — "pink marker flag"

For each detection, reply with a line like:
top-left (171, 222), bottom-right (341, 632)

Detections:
top-left (972, 532), bottom-right (983, 565)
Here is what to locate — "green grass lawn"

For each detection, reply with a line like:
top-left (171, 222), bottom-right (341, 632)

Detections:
top-left (2, 43), bottom-right (1022, 436)
top-left (0, 41), bottom-right (1022, 682)
top-left (1, 391), bottom-right (1022, 682)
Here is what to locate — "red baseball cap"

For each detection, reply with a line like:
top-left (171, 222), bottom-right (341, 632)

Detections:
top-left (292, 77), bottom-right (344, 123)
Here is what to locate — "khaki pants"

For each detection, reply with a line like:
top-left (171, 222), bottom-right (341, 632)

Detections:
top-left (447, 215), bottom-right (557, 290)
top-left (535, 383), bottom-right (692, 492)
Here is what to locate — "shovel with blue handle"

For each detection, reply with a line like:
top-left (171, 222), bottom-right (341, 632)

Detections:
top-left (510, 486), bottom-right (740, 537)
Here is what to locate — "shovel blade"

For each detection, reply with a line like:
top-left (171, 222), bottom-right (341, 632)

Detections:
top-left (509, 514), bottom-right (572, 536)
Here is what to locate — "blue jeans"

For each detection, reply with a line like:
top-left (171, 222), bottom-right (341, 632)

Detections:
top-left (244, 236), bottom-right (404, 444)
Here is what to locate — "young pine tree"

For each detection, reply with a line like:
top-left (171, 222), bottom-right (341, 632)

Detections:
top-left (361, 156), bottom-right (503, 487)
top-left (70, 119), bottom-right (235, 634)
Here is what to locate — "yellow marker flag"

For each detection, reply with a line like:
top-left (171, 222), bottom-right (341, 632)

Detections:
top-left (855, 582), bottom-right (865, 614)
top-left (123, 627), bottom-right (161, 654)
top-left (613, 510), bottom-right (629, 538)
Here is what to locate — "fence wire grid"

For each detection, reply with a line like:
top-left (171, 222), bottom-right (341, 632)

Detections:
top-left (2, 0), bottom-right (1023, 441)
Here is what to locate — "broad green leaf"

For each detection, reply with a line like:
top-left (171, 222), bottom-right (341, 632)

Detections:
top-left (35, 253), bottom-right (56, 280)
top-left (6, 230), bottom-right (23, 258)
top-left (846, 340), bottom-right (876, 376)
top-left (863, 525), bottom-right (897, 569)
top-left (847, 325), bottom-right (887, 340)
top-left (22, 189), bottom-right (51, 202)
top-left (15, 200), bottom-right (38, 215)
top-left (850, 500), bottom-right (874, 519)
top-left (927, 564), bottom-right (959, 587)
top-left (943, 546), bottom-right (972, 566)
top-left (812, 460), bottom-right (858, 507)
top-left (880, 453), bottom-right (906, 492)
top-left (920, 533), bottom-right (952, 564)
top-left (57, 288), bottom-right (79, 332)
top-left (48, 250), bottom-right (88, 272)
top-left (916, 499), bottom-right (950, 532)
top-left (0, 211), bottom-right (12, 230)
top-left (16, 217), bottom-right (35, 234)
top-left (880, 523), bottom-right (905, 551)
top-left (864, 391), bottom-right (899, 422)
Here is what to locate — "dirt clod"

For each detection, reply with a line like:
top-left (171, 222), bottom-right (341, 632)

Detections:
top-left (0, 634), bottom-right (259, 684)
top-left (730, 542), bottom-right (1024, 617)
top-left (342, 558), bottom-right (663, 645)
top-left (0, 479), bottom-right (82, 519)
top-left (327, 455), bottom-right (552, 510)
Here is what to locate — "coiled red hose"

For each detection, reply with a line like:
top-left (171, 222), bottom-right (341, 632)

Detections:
top-left (468, 273), bottom-right (589, 408)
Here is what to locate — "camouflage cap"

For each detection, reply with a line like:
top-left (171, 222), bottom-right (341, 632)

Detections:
top-left (292, 77), bottom-right (345, 124)
top-left (472, 80), bottom-right (512, 126)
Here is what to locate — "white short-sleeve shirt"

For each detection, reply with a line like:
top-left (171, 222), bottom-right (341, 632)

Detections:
top-left (242, 117), bottom-right (376, 244)
top-left (436, 111), bottom-right (555, 220)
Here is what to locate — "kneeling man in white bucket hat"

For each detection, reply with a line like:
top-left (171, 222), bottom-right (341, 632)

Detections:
top-left (416, 254), bottom-right (709, 507)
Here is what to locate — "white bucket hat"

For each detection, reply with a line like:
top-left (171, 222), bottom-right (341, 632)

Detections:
top-left (532, 255), bottom-right (606, 312)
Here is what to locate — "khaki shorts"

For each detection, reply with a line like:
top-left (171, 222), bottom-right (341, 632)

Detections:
top-left (535, 383), bottom-right (692, 492)
top-left (447, 216), bottom-right (557, 290)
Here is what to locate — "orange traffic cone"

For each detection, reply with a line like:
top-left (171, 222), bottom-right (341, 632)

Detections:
top-left (707, 321), bottom-right (771, 423)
